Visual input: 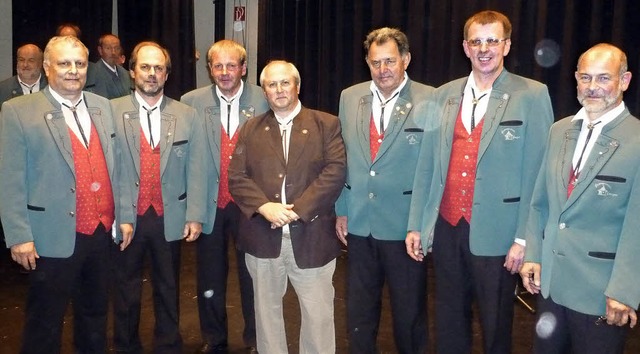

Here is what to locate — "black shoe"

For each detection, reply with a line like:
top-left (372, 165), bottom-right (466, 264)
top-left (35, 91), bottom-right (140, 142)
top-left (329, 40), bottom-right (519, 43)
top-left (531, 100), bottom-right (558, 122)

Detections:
top-left (194, 342), bottom-right (228, 354)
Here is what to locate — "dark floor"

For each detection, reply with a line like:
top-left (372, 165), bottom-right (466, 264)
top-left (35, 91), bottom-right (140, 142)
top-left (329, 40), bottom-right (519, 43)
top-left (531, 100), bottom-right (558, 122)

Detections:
top-left (0, 241), bottom-right (638, 354)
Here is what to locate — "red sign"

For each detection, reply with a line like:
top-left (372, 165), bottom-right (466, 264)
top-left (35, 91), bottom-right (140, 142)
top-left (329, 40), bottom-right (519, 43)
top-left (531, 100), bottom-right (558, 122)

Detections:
top-left (234, 6), bottom-right (246, 21)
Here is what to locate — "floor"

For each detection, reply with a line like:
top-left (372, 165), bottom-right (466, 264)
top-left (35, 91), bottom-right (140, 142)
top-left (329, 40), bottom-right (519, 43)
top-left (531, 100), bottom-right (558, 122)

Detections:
top-left (0, 241), bottom-right (638, 354)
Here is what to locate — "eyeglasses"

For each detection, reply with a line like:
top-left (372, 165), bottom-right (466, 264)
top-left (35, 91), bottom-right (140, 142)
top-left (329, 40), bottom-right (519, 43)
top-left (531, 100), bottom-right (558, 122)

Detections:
top-left (466, 38), bottom-right (508, 47)
top-left (367, 58), bottom-right (399, 69)
top-left (211, 63), bottom-right (241, 72)
top-left (138, 64), bottom-right (166, 74)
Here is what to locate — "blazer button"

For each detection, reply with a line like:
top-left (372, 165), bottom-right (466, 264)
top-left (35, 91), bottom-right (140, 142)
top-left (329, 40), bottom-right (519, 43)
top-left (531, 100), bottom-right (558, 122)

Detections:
top-left (559, 223), bottom-right (566, 230)
top-left (368, 193), bottom-right (375, 199)
top-left (70, 188), bottom-right (75, 193)
top-left (369, 171), bottom-right (376, 176)
top-left (278, 173), bottom-right (284, 178)
top-left (135, 181), bottom-right (140, 187)
top-left (69, 211), bottom-right (75, 217)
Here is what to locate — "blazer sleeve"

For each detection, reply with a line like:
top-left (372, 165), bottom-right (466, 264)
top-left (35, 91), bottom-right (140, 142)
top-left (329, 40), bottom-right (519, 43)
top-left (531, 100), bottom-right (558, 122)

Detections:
top-left (407, 99), bottom-right (438, 232)
top-left (0, 102), bottom-right (34, 247)
top-left (514, 85), bottom-right (554, 241)
top-left (524, 128), bottom-right (553, 263)
top-left (606, 162), bottom-right (640, 310)
top-left (334, 91), bottom-right (349, 217)
top-left (185, 107), bottom-right (208, 224)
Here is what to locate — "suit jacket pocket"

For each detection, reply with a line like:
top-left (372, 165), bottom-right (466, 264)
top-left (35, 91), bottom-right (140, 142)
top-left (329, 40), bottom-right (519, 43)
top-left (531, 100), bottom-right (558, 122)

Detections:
top-left (27, 204), bottom-right (45, 211)
top-left (404, 128), bottom-right (424, 132)
top-left (173, 140), bottom-right (188, 146)
top-left (499, 120), bottom-right (523, 126)
top-left (588, 251), bottom-right (616, 260)
top-left (178, 192), bottom-right (187, 201)
top-left (503, 197), bottom-right (520, 203)
top-left (595, 175), bottom-right (626, 183)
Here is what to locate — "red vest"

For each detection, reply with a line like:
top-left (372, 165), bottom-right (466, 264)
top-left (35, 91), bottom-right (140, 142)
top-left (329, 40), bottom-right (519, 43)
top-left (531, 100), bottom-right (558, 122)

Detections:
top-left (69, 125), bottom-right (115, 235)
top-left (439, 107), bottom-right (484, 226)
top-left (137, 130), bottom-right (164, 216)
top-left (217, 127), bottom-right (239, 208)
top-left (369, 113), bottom-right (383, 161)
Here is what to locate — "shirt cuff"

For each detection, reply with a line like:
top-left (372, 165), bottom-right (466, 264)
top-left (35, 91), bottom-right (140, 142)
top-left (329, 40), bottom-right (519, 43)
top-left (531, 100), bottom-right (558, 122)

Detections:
top-left (514, 238), bottom-right (526, 247)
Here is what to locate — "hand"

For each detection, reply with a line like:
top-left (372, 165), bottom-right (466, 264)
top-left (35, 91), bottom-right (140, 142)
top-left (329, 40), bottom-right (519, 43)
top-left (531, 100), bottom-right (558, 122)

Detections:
top-left (183, 221), bottom-right (203, 242)
top-left (605, 297), bottom-right (637, 328)
top-left (504, 242), bottom-right (525, 274)
top-left (257, 202), bottom-right (298, 228)
top-left (519, 262), bottom-right (541, 294)
top-left (119, 223), bottom-right (134, 251)
top-left (335, 216), bottom-right (348, 246)
top-left (405, 231), bottom-right (424, 261)
top-left (10, 241), bottom-right (39, 270)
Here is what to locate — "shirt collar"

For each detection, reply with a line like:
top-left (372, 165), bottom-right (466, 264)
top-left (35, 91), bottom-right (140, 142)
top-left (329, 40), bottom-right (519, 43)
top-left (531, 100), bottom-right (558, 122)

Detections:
top-left (49, 87), bottom-right (83, 107)
top-left (18, 74), bottom-right (41, 88)
top-left (464, 72), bottom-right (492, 97)
top-left (275, 100), bottom-right (302, 126)
top-left (216, 80), bottom-right (244, 103)
top-left (369, 72), bottom-right (408, 100)
top-left (101, 58), bottom-right (118, 73)
top-left (571, 101), bottom-right (626, 127)
top-left (134, 91), bottom-right (163, 111)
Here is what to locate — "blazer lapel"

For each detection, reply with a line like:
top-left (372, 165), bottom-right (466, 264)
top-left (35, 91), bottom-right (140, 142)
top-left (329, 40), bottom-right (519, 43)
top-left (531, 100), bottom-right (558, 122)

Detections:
top-left (45, 109), bottom-right (75, 174)
top-left (557, 124), bottom-right (580, 200)
top-left (440, 95), bottom-right (461, 183)
top-left (123, 110), bottom-right (142, 178)
top-left (477, 90), bottom-right (510, 161)
top-left (204, 103), bottom-right (221, 171)
top-left (159, 111), bottom-right (176, 177)
top-left (42, 89), bottom-right (75, 175)
top-left (357, 94), bottom-right (374, 164)
top-left (374, 97), bottom-right (412, 162)
top-left (566, 126), bottom-right (620, 205)
top-left (287, 110), bottom-right (309, 166)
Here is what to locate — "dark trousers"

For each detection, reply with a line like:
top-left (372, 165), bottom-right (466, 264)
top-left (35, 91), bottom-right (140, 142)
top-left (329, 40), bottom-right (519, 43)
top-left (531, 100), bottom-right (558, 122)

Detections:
top-left (112, 208), bottom-right (182, 354)
top-left (534, 295), bottom-right (629, 354)
top-left (21, 224), bottom-right (110, 354)
top-left (432, 215), bottom-right (516, 354)
top-left (347, 234), bottom-right (428, 354)
top-left (196, 202), bottom-right (255, 348)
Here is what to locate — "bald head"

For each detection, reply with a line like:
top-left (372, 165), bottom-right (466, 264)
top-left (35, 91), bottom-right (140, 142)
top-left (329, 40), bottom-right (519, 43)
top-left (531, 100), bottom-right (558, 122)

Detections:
top-left (16, 44), bottom-right (44, 84)
top-left (575, 43), bottom-right (632, 121)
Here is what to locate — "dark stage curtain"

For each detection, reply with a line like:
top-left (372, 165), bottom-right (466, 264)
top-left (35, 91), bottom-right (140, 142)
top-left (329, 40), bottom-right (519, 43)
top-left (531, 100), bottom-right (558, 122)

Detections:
top-left (258, 0), bottom-right (640, 120)
top-left (118, 0), bottom-right (196, 100)
top-left (12, 0), bottom-right (113, 64)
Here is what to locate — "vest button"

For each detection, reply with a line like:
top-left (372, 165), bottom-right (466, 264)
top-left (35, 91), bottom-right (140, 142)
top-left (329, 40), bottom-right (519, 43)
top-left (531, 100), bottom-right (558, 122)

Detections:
top-left (275, 193), bottom-right (280, 198)
top-left (278, 173), bottom-right (284, 178)
top-left (462, 172), bottom-right (467, 177)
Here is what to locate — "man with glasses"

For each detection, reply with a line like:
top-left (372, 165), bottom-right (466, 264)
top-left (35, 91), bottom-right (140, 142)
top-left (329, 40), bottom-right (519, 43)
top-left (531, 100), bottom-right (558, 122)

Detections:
top-left (111, 41), bottom-right (207, 353)
top-left (520, 43), bottom-right (639, 354)
top-left (406, 10), bottom-right (553, 353)
top-left (335, 27), bottom-right (434, 353)
top-left (181, 39), bottom-right (268, 354)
